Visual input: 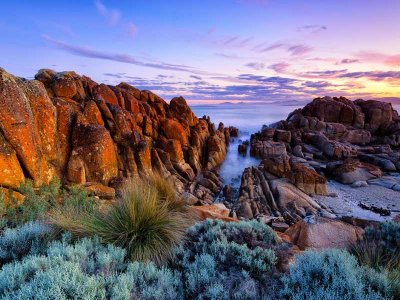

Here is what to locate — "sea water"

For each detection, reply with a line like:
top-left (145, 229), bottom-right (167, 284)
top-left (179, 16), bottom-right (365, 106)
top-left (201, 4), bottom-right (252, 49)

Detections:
top-left (191, 102), bottom-right (301, 187)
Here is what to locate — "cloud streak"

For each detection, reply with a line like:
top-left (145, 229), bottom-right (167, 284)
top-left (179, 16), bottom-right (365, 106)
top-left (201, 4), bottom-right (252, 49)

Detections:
top-left (42, 35), bottom-right (216, 75)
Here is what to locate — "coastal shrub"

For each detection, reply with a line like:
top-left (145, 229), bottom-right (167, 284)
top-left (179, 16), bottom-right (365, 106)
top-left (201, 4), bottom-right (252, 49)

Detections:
top-left (0, 237), bottom-right (182, 300)
top-left (351, 221), bottom-right (400, 270)
top-left (174, 219), bottom-right (282, 299)
top-left (281, 249), bottom-right (392, 300)
top-left (0, 178), bottom-right (95, 228)
top-left (0, 221), bottom-right (53, 265)
top-left (48, 175), bottom-right (194, 264)
top-left (108, 261), bottom-right (183, 299)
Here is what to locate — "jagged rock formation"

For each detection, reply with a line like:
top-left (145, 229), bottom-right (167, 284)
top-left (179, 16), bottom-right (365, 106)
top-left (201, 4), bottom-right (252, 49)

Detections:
top-left (232, 96), bottom-right (400, 224)
top-left (0, 68), bottom-right (232, 202)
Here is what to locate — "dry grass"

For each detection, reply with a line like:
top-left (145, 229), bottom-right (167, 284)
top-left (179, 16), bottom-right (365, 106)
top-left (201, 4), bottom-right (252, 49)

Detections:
top-left (48, 175), bottom-right (196, 264)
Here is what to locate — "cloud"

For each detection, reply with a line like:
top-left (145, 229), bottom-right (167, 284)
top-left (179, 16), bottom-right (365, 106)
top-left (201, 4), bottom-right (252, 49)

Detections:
top-left (287, 44), bottom-right (313, 56)
top-left (245, 62), bottom-right (265, 70)
top-left (297, 25), bottom-right (327, 33)
top-left (302, 69), bottom-right (348, 79)
top-left (259, 43), bottom-right (284, 52)
top-left (42, 35), bottom-right (212, 74)
top-left (94, 1), bottom-right (120, 26)
top-left (339, 71), bottom-right (400, 81)
top-left (190, 75), bottom-right (203, 80)
top-left (269, 62), bottom-right (290, 73)
top-left (356, 51), bottom-right (400, 67)
top-left (336, 58), bottom-right (359, 65)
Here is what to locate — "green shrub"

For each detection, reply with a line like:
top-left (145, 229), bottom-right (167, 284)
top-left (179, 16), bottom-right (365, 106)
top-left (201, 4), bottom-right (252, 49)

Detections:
top-left (0, 236), bottom-right (182, 300)
top-left (351, 221), bottom-right (400, 271)
top-left (281, 249), bottom-right (392, 300)
top-left (48, 176), bottom-right (194, 264)
top-left (0, 221), bottom-right (53, 265)
top-left (174, 219), bottom-right (282, 299)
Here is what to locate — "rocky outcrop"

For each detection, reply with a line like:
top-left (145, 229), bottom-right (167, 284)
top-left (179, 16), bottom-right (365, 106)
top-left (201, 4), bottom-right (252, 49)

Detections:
top-left (0, 68), bottom-right (230, 202)
top-left (236, 96), bottom-right (400, 224)
top-left (231, 166), bottom-right (333, 224)
top-left (285, 216), bottom-right (364, 250)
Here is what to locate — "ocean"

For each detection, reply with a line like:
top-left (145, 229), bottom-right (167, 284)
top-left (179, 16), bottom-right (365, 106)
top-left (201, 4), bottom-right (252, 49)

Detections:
top-left (191, 102), bottom-right (302, 187)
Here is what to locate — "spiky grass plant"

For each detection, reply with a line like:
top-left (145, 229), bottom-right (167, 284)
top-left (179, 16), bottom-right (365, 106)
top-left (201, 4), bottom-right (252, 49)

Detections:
top-left (350, 221), bottom-right (400, 271)
top-left (48, 175), bottom-right (196, 264)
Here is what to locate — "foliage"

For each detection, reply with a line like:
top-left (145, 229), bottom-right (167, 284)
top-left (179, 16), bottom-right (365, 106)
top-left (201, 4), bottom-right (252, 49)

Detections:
top-left (281, 249), bottom-right (392, 300)
top-left (351, 221), bottom-right (400, 271)
top-left (0, 178), bottom-right (96, 229)
top-left (0, 221), bottom-right (52, 265)
top-left (48, 175), bottom-right (194, 264)
top-left (174, 219), bottom-right (282, 299)
top-left (0, 236), bottom-right (182, 300)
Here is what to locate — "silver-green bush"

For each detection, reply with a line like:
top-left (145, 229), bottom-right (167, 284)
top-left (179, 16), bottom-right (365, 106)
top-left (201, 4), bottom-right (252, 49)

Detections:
top-left (281, 249), bottom-right (392, 300)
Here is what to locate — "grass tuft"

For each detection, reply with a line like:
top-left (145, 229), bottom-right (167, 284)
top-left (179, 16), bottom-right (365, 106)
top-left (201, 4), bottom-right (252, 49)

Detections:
top-left (48, 175), bottom-right (195, 264)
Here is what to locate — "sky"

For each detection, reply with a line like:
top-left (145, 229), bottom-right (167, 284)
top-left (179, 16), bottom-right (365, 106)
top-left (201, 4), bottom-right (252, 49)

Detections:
top-left (1, 0), bottom-right (400, 104)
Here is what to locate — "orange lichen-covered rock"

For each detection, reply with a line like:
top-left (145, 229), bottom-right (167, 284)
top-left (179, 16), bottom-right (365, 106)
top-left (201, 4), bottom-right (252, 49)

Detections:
top-left (93, 83), bottom-right (118, 105)
top-left (67, 122), bottom-right (118, 184)
top-left (162, 119), bottom-right (188, 146)
top-left (0, 68), bottom-right (46, 185)
top-left (0, 133), bottom-right (25, 189)
top-left (193, 203), bottom-right (238, 222)
top-left (0, 187), bottom-right (25, 207)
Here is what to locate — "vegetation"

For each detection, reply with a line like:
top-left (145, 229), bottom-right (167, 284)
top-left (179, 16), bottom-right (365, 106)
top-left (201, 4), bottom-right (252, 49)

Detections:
top-left (48, 175), bottom-right (195, 264)
top-left (0, 236), bottom-right (182, 300)
top-left (281, 249), bottom-right (392, 300)
top-left (174, 219), bottom-right (283, 299)
top-left (0, 176), bottom-right (398, 299)
top-left (350, 221), bottom-right (400, 271)
top-left (0, 178), bottom-right (95, 229)
top-left (350, 221), bottom-right (400, 298)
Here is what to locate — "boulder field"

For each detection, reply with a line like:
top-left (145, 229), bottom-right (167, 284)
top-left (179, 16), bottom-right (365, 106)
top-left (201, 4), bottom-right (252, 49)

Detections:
top-left (0, 68), bottom-right (237, 204)
top-left (231, 96), bottom-right (400, 225)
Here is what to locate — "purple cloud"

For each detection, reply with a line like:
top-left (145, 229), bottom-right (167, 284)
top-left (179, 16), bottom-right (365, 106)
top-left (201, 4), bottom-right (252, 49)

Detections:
top-left (336, 58), bottom-right (359, 65)
top-left (245, 62), bottom-right (265, 70)
top-left (287, 44), bottom-right (313, 56)
top-left (42, 35), bottom-right (212, 75)
top-left (269, 62), bottom-right (290, 73)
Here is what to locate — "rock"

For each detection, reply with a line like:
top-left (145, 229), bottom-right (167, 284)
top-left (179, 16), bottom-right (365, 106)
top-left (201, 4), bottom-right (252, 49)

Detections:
top-left (0, 133), bottom-right (25, 189)
top-left (250, 140), bottom-right (287, 158)
top-left (359, 154), bottom-right (397, 172)
top-left (52, 71), bottom-right (78, 98)
top-left (285, 216), bottom-right (364, 250)
top-left (67, 122), bottom-right (119, 184)
top-left (351, 180), bottom-right (368, 188)
top-left (359, 202), bottom-right (391, 216)
top-left (238, 143), bottom-right (247, 155)
top-left (332, 158), bottom-right (382, 184)
top-left (271, 222), bottom-right (290, 232)
top-left (262, 154), bottom-right (291, 177)
top-left (292, 145), bottom-right (304, 158)
top-left (0, 187), bottom-right (25, 207)
top-left (223, 185), bottom-right (232, 201)
top-left (83, 184), bottom-right (116, 199)
top-left (287, 162), bottom-right (327, 195)
top-left (229, 126), bottom-right (239, 137)
top-left (162, 119), bottom-right (188, 146)
top-left (193, 203), bottom-right (238, 222)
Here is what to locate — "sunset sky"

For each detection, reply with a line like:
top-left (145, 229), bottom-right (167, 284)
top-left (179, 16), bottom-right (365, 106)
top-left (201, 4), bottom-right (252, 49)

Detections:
top-left (1, 0), bottom-right (400, 103)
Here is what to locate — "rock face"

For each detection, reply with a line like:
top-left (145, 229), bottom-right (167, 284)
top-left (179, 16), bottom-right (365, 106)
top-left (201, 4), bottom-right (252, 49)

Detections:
top-left (285, 216), bottom-right (364, 250)
top-left (234, 96), bottom-right (400, 224)
top-left (0, 68), bottom-right (230, 202)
